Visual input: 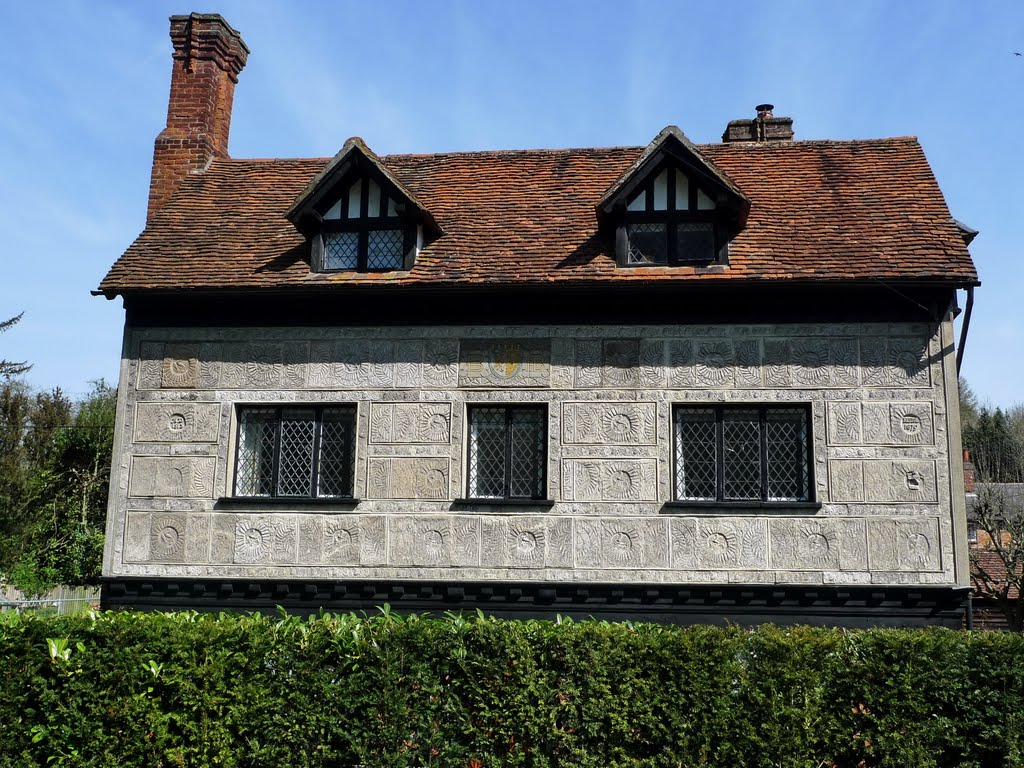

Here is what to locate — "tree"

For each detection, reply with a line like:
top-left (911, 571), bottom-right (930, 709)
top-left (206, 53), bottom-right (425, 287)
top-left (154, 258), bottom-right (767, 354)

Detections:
top-left (0, 381), bottom-right (115, 593)
top-left (0, 313), bottom-right (30, 377)
top-left (970, 485), bottom-right (1024, 631)
top-left (959, 376), bottom-right (979, 430)
top-left (963, 407), bottom-right (1024, 483)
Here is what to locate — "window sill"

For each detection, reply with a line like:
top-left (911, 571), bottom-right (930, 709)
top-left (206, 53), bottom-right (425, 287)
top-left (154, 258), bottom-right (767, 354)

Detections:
top-left (217, 497), bottom-right (360, 507)
top-left (451, 498), bottom-right (556, 509)
top-left (661, 501), bottom-right (821, 514)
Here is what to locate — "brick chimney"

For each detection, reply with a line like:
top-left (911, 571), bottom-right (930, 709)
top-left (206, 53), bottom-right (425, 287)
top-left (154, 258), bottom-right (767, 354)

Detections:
top-left (147, 13), bottom-right (249, 222)
top-left (722, 104), bottom-right (794, 143)
top-left (963, 449), bottom-right (976, 494)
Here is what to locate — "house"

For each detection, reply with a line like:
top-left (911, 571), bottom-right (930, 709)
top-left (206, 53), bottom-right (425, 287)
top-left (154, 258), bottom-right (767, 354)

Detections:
top-left (967, 481), bottom-right (1024, 630)
top-left (95, 13), bottom-right (980, 626)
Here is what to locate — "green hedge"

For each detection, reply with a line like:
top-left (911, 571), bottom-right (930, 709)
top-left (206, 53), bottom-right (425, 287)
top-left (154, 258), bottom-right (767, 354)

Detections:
top-left (1, 610), bottom-right (1023, 767)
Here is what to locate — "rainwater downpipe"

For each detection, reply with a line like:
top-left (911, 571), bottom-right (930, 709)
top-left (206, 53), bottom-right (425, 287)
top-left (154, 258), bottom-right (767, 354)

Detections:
top-left (956, 286), bottom-right (974, 375)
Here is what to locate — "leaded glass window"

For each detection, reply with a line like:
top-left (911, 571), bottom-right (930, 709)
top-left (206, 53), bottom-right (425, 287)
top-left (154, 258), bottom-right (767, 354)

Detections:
top-left (467, 406), bottom-right (546, 500)
top-left (621, 161), bottom-right (723, 266)
top-left (234, 406), bottom-right (356, 498)
top-left (674, 405), bottom-right (810, 503)
top-left (317, 174), bottom-right (409, 272)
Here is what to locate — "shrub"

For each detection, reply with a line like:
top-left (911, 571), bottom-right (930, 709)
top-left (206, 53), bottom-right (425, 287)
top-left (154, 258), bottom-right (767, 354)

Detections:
top-left (0, 610), bottom-right (1022, 767)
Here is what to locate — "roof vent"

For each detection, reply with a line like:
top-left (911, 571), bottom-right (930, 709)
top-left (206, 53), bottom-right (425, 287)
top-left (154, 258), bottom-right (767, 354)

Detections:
top-left (722, 104), bottom-right (794, 143)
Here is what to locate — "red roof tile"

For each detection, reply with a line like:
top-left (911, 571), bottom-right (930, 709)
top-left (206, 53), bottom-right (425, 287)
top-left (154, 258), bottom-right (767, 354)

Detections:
top-left (98, 137), bottom-right (978, 294)
top-left (972, 548), bottom-right (1022, 600)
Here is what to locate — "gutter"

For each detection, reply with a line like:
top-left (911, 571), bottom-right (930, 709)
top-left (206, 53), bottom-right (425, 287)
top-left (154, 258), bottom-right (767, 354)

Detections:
top-left (956, 285), bottom-right (975, 375)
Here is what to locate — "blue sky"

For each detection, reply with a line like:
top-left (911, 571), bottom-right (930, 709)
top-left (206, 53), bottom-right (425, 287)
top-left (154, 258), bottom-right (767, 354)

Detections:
top-left (0, 1), bottom-right (1021, 405)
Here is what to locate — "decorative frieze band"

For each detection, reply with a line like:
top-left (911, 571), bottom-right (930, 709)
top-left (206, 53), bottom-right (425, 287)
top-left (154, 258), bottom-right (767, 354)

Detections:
top-left (137, 332), bottom-right (932, 391)
top-left (123, 511), bottom-right (943, 574)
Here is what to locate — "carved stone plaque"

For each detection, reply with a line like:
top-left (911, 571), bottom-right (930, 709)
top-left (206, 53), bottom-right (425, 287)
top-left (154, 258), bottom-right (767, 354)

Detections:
top-left (480, 516), bottom-right (573, 569)
top-left (233, 515), bottom-right (297, 564)
top-left (161, 344), bottom-right (200, 389)
top-left (459, 339), bottom-right (550, 387)
top-left (866, 517), bottom-right (941, 571)
top-left (369, 403), bottom-right (452, 444)
top-left (366, 457), bottom-right (450, 499)
top-left (575, 518), bottom-right (669, 569)
top-left (670, 517), bottom-right (768, 570)
top-left (768, 518), bottom-right (868, 571)
top-left (561, 458), bottom-right (658, 501)
top-left (561, 402), bottom-right (657, 446)
top-left (134, 402), bottom-right (220, 443)
top-left (129, 456), bottom-right (216, 498)
top-left (389, 516), bottom-right (480, 567)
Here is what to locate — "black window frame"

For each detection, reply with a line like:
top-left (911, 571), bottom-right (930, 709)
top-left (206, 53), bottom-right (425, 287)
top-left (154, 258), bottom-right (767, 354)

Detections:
top-left (671, 404), bottom-right (815, 506)
top-left (314, 173), bottom-right (414, 274)
top-left (465, 404), bottom-right (548, 502)
top-left (231, 404), bottom-right (357, 501)
top-left (621, 159), bottom-right (728, 267)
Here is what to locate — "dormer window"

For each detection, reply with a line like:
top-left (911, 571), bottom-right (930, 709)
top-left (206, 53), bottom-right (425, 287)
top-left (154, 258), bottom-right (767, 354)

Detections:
top-left (319, 177), bottom-right (409, 271)
top-left (623, 165), bottom-right (722, 266)
top-left (597, 126), bottom-right (749, 271)
top-left (286, 137), bottom-right (442, 275)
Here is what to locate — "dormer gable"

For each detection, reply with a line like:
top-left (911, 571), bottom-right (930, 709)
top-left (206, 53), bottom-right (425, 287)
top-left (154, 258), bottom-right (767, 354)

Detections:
top-left (598, 126), bottom-right (749, 267)
top-left (286, 137), bottom-right (440, 272)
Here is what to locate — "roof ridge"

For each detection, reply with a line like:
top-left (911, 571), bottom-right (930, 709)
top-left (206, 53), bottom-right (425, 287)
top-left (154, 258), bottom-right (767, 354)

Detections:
top-left (212, 137), bottom-right (922, 166)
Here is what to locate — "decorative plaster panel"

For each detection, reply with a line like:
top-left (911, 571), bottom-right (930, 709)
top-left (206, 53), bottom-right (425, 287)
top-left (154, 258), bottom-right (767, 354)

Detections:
top-left (134, 402), bottom-right (220, 443)
top-left (129, 456), bottom-right (216, 498)
top-left (161, 343), bottom-right (199, 389)
top-left (561, 402), bottom-right (657, 445)
top-left (459, 339), bottom-right (550, 387)
top-left (575, 518), bottom-right (669, 569)
top-left (769, 518), bottom-right (868, 570)
top-left (369, 403), bottom-right (452, 444)
top-left (389, 516), bottom-right (480, 566)
top-left (867, 517), bottom-right (942, 571)
top-left (828, 402), bottom-right (934, 446)
top-left (670, 517), bottom-right (768, 570)
top-left (366, 457), bottom-right (450, 499)
top-left (480, 516), bottom-right (573, 569)
top-left (561, 458), bottom-right (658, 501)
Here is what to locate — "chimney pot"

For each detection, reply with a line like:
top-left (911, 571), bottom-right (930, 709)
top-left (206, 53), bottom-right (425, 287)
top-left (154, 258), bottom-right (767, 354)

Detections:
top-left (722, 103), bottom-right (794, 143)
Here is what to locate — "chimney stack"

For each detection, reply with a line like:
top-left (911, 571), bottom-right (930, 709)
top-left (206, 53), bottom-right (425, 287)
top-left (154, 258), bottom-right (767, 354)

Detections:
top-left (722, 103), bottom-right (794, 143)
top-left (147, 13), bottom-right (249, 222)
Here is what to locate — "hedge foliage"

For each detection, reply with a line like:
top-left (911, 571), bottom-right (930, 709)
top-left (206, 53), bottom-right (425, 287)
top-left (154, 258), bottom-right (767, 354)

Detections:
top-left (1, 610), bottom-right (1023, 767)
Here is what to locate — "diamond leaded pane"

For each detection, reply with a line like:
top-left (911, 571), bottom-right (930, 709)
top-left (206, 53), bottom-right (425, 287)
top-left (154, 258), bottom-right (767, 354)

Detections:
top-left (469, 408), bottom-right (507, 498)
top-left (723, 409), bottom-right (761, 500)
top-left (675, 408), bottom-right (717, 500)
top-left (675, 222), bottom-right (715, 263)
top-left (236, 408), bottom-right (277, 496)
top-left (323, 231), bottom-right (358, 270)
top-left (366, 229), bottom-right (404, 269)
top-left (318, 408), bottom-right (356, 498)
top-left (509, 408), bottom-right (545, 498)
top-left (766, 408), bottom-right (808, 501)
top-left (277, 408), bottom-right (317, 497)
top-left (626, 223), bottom-right (668, 264)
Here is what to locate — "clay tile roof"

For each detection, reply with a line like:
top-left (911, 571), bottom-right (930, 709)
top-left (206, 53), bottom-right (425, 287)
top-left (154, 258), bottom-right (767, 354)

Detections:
top-left (971, 548), bottom-right (1021, 600)
top-left (98, 136), bottom-right (979, 294)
